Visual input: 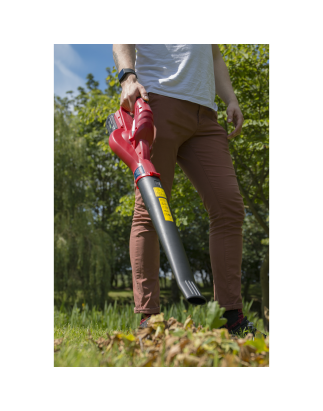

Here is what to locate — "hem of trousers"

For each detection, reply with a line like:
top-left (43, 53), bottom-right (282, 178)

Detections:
top-left (134, 307), bottom-right (160, 314)
top-left (221, 303), bottom-right (243, 311)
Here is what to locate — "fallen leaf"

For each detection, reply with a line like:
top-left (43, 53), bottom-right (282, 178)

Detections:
top-left (239, 345), bottom-right (250, 362)
top-left (220, 354), bottom-right (240, 367)
top-left (167, 317), bottom-right (177, 328)
top-left (184, 315), bottom-right (193, 330)
top-left (197, 355), bottom-right (210, 367)
top-left (244, 337), bottom-right (269, 353)
top-left (175, 354), bottom-right (200, 367)
top-left (166, 344), bottom-right (182, 365)
top-left (154, 325), bottom-right (164, 338)
top-left (140, 356), bottom-right (157, 367)
top-left (136, 327), bottom-right (154, 340)
top-left (95, 337), bottom-right (110, 349)
top-left (179, 338), bottom-right (191, 349)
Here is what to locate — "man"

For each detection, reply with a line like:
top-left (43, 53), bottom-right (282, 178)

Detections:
top-left (112, 44), bottom-right (252, 333)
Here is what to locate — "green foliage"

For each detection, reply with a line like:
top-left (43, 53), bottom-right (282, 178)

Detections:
top-left (54, 100), bottom-right (114, 307)
top-left (54, 67), bottom-right (136, 300)
top-left (218, 45), bottom-right (269, 234)
top-left (206, 301), bottom-right (227, 329)
top-left (244, 336), bottom-right (269, 353)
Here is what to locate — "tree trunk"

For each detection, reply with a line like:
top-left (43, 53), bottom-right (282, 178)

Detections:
top-left (110, 272), bottom-right (115, 289)
top-left (121, 272), bottom-right (126, 288)
top-left (260, 248), bottom-right (269, 331)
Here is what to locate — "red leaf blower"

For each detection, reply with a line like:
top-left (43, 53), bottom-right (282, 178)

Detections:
top-left (106, 98), bottom-right (206, 305)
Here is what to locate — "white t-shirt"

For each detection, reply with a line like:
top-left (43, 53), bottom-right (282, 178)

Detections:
top-left (135, 44), bottom-right (217, 111)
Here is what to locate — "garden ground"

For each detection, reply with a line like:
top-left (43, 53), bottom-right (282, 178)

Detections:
top-left (54, 299), bottom-right (268, 367)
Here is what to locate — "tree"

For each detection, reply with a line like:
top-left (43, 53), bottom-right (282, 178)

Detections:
top-left (55, 68), bottom-right (135, 293)
top-left (54, 98), bottom-right (114, 307)
top-left (217, 44), bottom-right (269, 328)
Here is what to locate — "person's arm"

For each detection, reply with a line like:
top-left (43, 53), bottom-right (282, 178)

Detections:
top-left (112, 44), bottom-right (148, 112)
top-left (212, 45), bottom-right (244, 139)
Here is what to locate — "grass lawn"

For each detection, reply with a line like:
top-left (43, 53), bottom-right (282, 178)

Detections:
top-left (54, 299), bottom-right (268, 367)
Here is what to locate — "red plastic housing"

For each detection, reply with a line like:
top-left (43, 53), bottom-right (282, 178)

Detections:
top-left (108, 98), bottom-right (160, 184)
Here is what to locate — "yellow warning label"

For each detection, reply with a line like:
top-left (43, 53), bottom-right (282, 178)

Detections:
top-left (159, 198), bottom-right (173, 222)
top-left (153, 187), bottom-right (167, 198)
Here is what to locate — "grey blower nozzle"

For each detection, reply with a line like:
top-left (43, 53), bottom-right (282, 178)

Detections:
top-left (137, 176), bottom-right (206, 305)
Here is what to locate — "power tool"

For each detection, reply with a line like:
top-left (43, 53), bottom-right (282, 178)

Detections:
top-left (106, 98), bottom-right (206, 305)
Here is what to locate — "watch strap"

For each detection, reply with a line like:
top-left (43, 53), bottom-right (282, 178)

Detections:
top-left (118, 68), bottom-right (137, 84)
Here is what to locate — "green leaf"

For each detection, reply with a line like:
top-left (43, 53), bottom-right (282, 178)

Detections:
top-left (206, 301), bottom-right (227, 329)
top-left (261, 238), bottom-right (269, 245)
top-left (244, 336), bottom-right (269, 353)
top-left (170, 329), bottom-right (186, 337)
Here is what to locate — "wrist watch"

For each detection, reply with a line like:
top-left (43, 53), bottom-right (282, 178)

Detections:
top-left (118, 68), bottom-right (137, 84)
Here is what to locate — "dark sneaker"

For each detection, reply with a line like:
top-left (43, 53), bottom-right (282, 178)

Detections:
top-left (139, 316), bottom-right (151, 329)
top-left (139, 314), bottom-right (160, 329)
top-left (230, 316), bottom-right (267, 338)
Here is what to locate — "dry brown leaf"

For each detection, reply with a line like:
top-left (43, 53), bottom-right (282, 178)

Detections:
top-left (136, 327), bottom-right (154, 340)
top-left (164, 336), bottom-right (179, 349)
top-left (195, 346), bottom-right (206, 356)
top-left (166, 317), bottom-right (177, 328)
top-left (244, 344), bottom-right (257, 354)
top-left (236, 338), bottom-right (246, 347)
top-left (148, 313), bottom-right (166, 330)
top-left (239, 345), bottom-right (251, 362)
top-left (183, 315), bottom-right (193, 330)
top-left (95, 337), bottom-right (111, 350)
top-left (175, 354), bottom-right (200, 367)
top-left (166, 344), bottom-right (182, 365)
top-left (169, 322), bottom-right (183, 330)
top-left (179, 338), bottom-right (191, 350)
top-left (220, 354), bottom-right (240, 367)
top-left (146, 346), bottom-right (160, 354)
top-left (154, 325), bottom-right (165, 338)
top-left (197, 355), bottom-right (210, 367)
top-left (139, 336), bottom-right (144, 352)
top-left (54, 338), bottom-right (63, 346)
top-left (141, 354), bottom-right (158, 367)
top-left (80, 312), bottom-right (269, 367)
top-left (142, 339), bottom-right (155, 347)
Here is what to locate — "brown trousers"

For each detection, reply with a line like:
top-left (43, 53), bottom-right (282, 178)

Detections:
top-left (130, 93), bottom-right (245, 314)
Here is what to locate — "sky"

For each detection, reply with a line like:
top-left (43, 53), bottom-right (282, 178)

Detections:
top-left (54, 44), bottom-right (115, 97)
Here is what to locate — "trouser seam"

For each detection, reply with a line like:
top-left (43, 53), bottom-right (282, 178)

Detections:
top-left (133, 232), bottom-right (140, 299)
